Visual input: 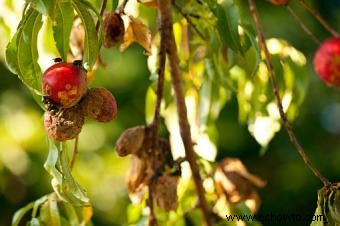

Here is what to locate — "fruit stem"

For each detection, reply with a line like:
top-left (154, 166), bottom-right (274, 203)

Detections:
top-left (158, 0), bottom-right (213, 225)
top-left (69, 135), bottom-right (79, 171)
top-left (286, 5), bottom-right (320, 44)
top-left (248, 0), bottom-right (331, 188)
top-left (298, 0), bottom-right (339, 37)
top-left (145, 14), bottom-right (167, 226)
top-left (117, 0), bottom-right (129, 14)
top-left (96, 0), bottom-right (107, 31)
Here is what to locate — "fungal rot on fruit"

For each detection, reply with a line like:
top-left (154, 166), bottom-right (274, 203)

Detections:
top-left (42, 60), bottom-right (87, 109)
top-left (313, 37), bottom-right (340, 86)
top-left (80, 87), bottom-right (118, 122)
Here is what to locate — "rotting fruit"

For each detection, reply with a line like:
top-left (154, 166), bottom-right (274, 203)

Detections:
top-left (313, 37), bottom-right (340, 86)
top-left (103, 12), bottom-right (125, 48)
top-left (81, 87), bottom-right (117, 122)
top-left (42, 60), bottom-right (87, 108)
top-left (44, 105), bottom-right (85, 141)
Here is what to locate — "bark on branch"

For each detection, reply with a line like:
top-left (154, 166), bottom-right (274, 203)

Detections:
top-left (157, 0), bottom-right (213, 225)
top-left (248, 0), bottom-right (330, 188)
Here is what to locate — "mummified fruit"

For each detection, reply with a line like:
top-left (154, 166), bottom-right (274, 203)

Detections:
top-left (127, 155), bottom-right (152, 204)
top-left (43, 61), bottom-right (87, 108)
top-left (268, 0), bottom-right (289, 5)
top-left (81, 88), bottom-right (117, 122)
top-left (313, 37), bottom-right (340, 86)
top-left (153, 176), bottom-right (179, 211)
top-left (114, 126), bottom-right (145, 157)
top-left (103, 12), bottom-right (125, 48)
top-left (44, 105), bottom-right (84, 141)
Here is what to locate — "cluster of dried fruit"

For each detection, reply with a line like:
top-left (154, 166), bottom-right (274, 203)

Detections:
top-left (115, 126), bottom-right (179, 211)
top-left (43, 59), bottom-right (117, 141)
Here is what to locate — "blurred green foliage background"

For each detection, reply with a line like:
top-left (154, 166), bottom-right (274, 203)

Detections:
top-left (0, 0), bottom-right (340, 226)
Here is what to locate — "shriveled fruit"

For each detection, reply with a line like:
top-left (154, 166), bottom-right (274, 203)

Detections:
top-left (81, 88), bottom-right (117, 122)
top-left (43, 61), bottom-right (87, 108)
top-left (313, 37), bottom-right (340, 86)
top-left (268, 0), bottom-right (289, 5)
top-left (126, 155), bottom-right (152, 204)
top-left (44, 105), bottom-right (84, 141)
top-left (153, 176), bottom-right (178, 211)
top-left (115, 126), bottom-right (145, 157)
top-left (103, 12), bottom-right (125, 48)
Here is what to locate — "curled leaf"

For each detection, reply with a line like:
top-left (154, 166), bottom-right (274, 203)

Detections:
top-left (5, 8), bottom-right (43, 95)
top-left (44, 139), bottom-right (90, 206)
top-left (120, 16), bottom-right (152, 55)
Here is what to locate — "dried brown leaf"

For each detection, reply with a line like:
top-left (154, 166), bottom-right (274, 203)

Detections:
top-left (214, 158), bottom-right (266, 213)
top-left (120, 17), bottom-right (152, 56)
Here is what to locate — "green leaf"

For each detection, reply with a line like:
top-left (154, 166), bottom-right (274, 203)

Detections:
top-left (53, 1), bottom-right (74, 61)
top-left (44, 139), bottom-right (63, 183)
top-left (61, 202), bottom-right (80, 226)
top-left (111, 0), bottom-right (119, 10)
top-left (27, 0), bottom-right (56, 16)
top-left (243, 25), bottom-right (260, 76)
top-left (32, 195), bottom-right (48, 217)
top-left (311, 188), bottom-right (327, 226)
top-left (45, 139), bottom-right (90, 206)
top-left (72, 0), bottom-right (99, 70)
top-left (29, 218), bottom-right (41, 226)
top-left (5, 8), bottom-right (43, 95)
top-left (12, 202), bottom-right (34, 226)
top-left (212, 1), bottom-right (241, 52)
top-left (48, 195), bottom-right (62, 226)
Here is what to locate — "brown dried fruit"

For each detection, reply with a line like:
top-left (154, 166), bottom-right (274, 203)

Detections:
top-left (126, 155), bottom-right (152, 204)
top-left (153, 175), bottom-right (178, 211)
top-left (44, 105), bottom-right (84, 141)
top-left (81, 88), bottom-right (117, 122)
top-left (115, 126), bottom-right (146, 157)
top-left (214, 158), bottom-right (266, 213)
top-left (103, 12), bottom-right (125, 48)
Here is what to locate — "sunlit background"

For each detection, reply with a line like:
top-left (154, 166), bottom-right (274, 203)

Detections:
top-left (0, 0), bottom-right (340, 225)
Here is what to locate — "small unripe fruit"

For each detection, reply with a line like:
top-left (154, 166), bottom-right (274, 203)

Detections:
top-left (81, 88), bottom-right (117, 122)
top-left (43, 62), bottom-right (87, 108)
top-left (103, 12), bottom-right (125, 48)
top-left (313, 37), bottom-right (340, 86)
top-left (268, 0), bottom-right (289, 5)
top-left (44, 105), bottom-right (84, 141)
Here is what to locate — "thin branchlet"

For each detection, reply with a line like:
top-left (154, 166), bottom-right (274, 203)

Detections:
top-left (248, 0), bottom-right (330, 188)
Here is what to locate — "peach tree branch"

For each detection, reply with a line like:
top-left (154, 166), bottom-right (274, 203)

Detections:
top-left (248, 0), bottom-right (331, 188)
top-left (157, 0), bottom-right (213, 225)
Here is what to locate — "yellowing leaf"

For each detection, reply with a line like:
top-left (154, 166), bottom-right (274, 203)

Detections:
top-left (120, 17), bottom-right (151, 55)
top-left (82, 206), bottom-right (93, 225)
